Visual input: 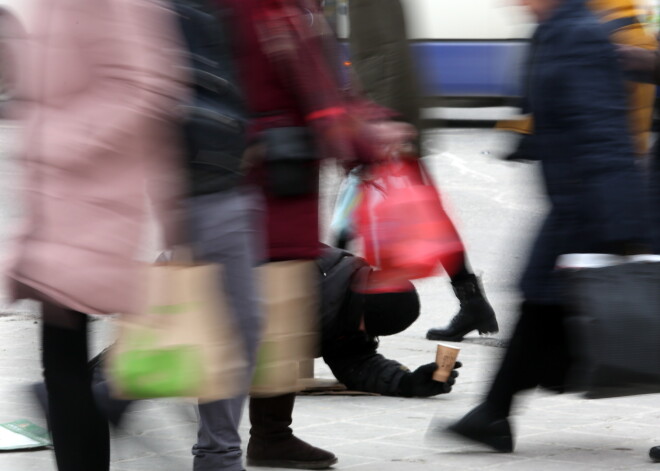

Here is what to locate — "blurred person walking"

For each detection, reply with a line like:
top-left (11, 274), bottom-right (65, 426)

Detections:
top-left (160, 2), bottom-right (267, 471)
top-left (210, 1), bottom-right (414, 468)
top-left (617, 30), bottom-right (660, 464)
top-left (448, 0), bottom-right (649, 453)
top-left (347, 0), bottom-right (499, 342)
top-left (4, 0), bottom-right (186, 469)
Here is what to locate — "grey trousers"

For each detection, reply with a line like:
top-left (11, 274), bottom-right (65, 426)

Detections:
top-left (188, 188), bottom-right (263, 471)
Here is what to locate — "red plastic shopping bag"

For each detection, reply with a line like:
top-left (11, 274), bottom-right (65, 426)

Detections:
top-left (355, 159), bottom-right (464, 293)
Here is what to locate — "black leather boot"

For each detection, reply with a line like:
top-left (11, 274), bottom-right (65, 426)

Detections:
top-left (426, 275), bottom-right (498, 342)
top-left (448, 403), bottom-right (514, 453)
top-left (247, 393), bottom-right (338, 469)
top-left (650, 446), bottom-right (660, 462)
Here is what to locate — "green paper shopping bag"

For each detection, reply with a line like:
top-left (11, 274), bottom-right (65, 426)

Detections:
top-left (107, 261), bottom-right (247, 402)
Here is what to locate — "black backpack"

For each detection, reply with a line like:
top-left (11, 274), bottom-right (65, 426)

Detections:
top-left (172, 0), bottom-right (248, 196)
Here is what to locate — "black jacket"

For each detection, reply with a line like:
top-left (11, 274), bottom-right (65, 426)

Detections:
top-left (316, 246), bottom-right (409, 396)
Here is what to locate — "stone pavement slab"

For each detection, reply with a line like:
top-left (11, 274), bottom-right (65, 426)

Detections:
top-left (3, 313), bottom-right (660, 471)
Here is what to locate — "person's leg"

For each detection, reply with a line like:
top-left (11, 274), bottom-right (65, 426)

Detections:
top-left (189, 188), bottom-right (264, 471)
top-left (485, 302), bottom-right (551, 417)
top-left (449, 302), bottom-right (569, 452)
top-left (247, 394), bottom-right (337, 469)
top-left (426, 243), bottom-right (498, 342)
top-left (41, 304), bottom-right (109, 471)
top-left (194, 396), bottom-right (249, 471)
top-left (247, 162), bottom-right (336, 469)
top-left (31, 348), bottom-right (133, 431)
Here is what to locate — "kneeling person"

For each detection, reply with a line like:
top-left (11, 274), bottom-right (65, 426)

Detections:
top-left (317, 246), bottom-right (460, 397)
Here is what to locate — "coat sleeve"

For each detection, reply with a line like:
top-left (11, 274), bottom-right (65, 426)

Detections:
top-left (561, 25), bottom-right (648, 245)
top-left (322, 336), bottom-right (409, 396)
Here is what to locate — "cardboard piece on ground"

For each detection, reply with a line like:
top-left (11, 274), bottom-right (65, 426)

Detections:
top-left (298, 379), bottom-right (380, 396)
top-left (0, 420), bottom-right (51, 451)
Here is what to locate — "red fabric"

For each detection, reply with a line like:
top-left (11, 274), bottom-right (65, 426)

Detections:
top-left (265, 192), bottom-right (321, 260)
top-left (222, 0), bottom-right (342, 137)
top-left (221, 0), bottom-right (396, 259)
top-left (356, 159), bottom-right (465, 292)
top-left (248, 162), bottom-right (321, 260)
top-left (223, 0), bottom-right (394, 149)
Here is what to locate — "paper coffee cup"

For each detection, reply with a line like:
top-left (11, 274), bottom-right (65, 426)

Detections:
top-left (433, 343), bottom-right (460, 382)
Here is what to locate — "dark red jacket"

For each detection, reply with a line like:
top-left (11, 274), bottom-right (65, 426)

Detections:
top-left (222, 0), bottom-right (391, 260)
top-left (224, 0), bottom-right (345, 136)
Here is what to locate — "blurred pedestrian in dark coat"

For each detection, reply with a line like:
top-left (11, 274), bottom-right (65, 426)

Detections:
top-left (448, 0), bottom-right (648, 453)
top-left (616, 24), bottom-right (660, 466)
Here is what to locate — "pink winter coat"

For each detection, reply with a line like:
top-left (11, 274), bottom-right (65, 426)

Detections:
top-left (5, 0), bottom-right (186, 315)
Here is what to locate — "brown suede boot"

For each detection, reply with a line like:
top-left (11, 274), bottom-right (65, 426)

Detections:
top-left (247, 393), bottom-right (338, 469)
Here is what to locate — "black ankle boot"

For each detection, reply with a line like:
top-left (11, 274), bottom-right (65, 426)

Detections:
top-left (426, 275), bottom-right (498, 342)
top-left (448, 403), bottom-right (514, 453)
top-left (247, 394), bottom-right (338, 469)
top-left (650, 446), bottom-right (660, 462)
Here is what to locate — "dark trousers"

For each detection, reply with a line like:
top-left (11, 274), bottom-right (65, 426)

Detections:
top-left (191, 188), bottom-right (264, 471)
top-left (485, 302), bottom-right (572, 418)
top-left (41, 305), bottom-right (109, 471)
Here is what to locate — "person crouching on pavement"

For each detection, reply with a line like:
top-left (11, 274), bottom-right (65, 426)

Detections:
top-left (447, 0), bottom-right (649, 454)
top-left (318, 246), bottom-right (460, 397)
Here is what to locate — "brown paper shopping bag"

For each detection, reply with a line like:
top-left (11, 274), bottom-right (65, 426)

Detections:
top-left (250, 260), bottom-right (320, 397)
top-left (107, 262), bottom-right (247, 403)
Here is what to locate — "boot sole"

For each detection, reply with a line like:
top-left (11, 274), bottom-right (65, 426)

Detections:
top-left (447, 423), bottom-right (513, 453)
top-left (426, 331), bottom-right (466, 342)
top-left (247, 456), bottom-right (338, 469)
top-left (447, 418), bottom-right (513, 453)
top-left (426, 322), bottom-right (499, 342)
top-left (425, 329), bottom-right (499, 342)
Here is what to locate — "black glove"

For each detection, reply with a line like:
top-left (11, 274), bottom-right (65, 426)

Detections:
top-left (397, 361), bottom-right (462, 397)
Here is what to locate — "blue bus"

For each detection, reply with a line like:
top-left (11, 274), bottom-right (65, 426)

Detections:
top-left (332, 0), bottom-right (658, 102)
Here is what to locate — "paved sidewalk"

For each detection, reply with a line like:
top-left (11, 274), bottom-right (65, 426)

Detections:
top-left (2, 309), bottom-right (660, 471)
top-left (2, 125), bottom-right (660, 470)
